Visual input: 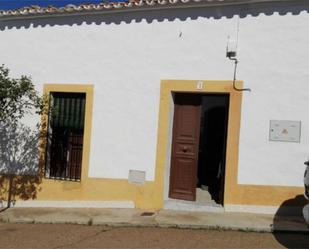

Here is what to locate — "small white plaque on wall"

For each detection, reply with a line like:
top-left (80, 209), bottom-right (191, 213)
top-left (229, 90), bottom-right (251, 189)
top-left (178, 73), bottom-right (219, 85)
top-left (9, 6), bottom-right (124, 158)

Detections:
top-left (269, 120), bottom-right (301, 143)
top-left (196, 81), bottom-right (204, 90)
top-left (128, 170), bottom-right (146, 185)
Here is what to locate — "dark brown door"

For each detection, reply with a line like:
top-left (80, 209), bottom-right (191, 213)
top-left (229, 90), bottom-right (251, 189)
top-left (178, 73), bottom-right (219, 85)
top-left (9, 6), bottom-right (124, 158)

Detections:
top-left (169, 94), bottom-right (201, 201)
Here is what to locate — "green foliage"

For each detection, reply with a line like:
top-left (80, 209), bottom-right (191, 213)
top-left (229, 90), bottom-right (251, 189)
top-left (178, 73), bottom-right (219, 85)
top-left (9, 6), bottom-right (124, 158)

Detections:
top-left (0, 65), bottom-right (44, 122)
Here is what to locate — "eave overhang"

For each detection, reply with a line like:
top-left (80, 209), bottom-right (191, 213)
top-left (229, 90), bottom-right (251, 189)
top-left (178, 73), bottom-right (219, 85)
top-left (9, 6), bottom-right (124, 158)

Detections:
top-left (0, 0), bottom-right (299, 21)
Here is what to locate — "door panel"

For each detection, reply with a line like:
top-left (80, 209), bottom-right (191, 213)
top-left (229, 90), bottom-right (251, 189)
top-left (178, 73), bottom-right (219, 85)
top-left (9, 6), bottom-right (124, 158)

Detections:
top-left (169, 94), bottom-right (201, 201)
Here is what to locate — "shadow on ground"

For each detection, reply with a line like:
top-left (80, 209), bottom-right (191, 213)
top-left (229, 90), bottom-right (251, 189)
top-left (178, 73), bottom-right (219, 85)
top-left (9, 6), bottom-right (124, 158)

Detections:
top-left (272, 195), bottom-right (309, 248)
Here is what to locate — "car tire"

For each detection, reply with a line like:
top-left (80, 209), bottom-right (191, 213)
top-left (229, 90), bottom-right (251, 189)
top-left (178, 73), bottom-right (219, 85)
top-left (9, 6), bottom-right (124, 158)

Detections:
top-left (303, 204), bottom-right (309, 226)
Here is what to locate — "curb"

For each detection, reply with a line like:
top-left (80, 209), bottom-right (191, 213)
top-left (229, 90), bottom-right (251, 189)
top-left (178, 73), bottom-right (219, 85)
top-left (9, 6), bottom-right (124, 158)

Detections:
top-left (1, 216), bottom-right (309, 234)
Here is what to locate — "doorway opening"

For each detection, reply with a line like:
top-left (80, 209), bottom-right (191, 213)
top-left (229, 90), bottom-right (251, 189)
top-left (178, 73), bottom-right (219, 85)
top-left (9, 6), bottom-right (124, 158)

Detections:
top-left (197, 94), bottom-right (229, 205)
top-left (168, 93), bottom-right (229, 206)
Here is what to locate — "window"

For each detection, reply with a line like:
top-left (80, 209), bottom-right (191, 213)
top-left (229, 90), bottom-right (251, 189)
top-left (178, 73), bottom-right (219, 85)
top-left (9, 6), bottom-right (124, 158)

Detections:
top-left (45, 92), bottom-right (86, 181)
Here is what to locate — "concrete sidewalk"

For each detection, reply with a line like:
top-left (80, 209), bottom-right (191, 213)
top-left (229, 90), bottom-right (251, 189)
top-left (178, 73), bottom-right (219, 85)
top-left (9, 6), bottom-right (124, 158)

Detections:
top-left (0, 208), bottom-right (308, 233)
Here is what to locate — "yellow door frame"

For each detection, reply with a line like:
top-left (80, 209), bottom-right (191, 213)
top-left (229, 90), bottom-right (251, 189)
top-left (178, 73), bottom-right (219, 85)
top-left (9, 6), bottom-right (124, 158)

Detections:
top-left (154, 80), bottom-right (243, 205)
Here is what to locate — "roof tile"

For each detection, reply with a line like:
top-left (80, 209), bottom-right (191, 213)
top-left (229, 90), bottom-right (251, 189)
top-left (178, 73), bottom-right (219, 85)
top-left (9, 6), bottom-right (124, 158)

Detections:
top-left (0, 0), bottom-right (288, 19)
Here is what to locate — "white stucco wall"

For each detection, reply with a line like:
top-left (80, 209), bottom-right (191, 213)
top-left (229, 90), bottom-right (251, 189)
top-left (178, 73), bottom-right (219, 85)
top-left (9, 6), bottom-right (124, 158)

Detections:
top-left (1, 3), bottom-right (308, 185)
top-left (236, 11), bottom-right (309, 186)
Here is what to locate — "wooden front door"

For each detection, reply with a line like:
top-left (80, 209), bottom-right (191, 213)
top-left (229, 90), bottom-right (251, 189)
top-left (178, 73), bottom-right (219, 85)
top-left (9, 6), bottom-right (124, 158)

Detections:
top-left (169, 94), bottom-right (201, 201)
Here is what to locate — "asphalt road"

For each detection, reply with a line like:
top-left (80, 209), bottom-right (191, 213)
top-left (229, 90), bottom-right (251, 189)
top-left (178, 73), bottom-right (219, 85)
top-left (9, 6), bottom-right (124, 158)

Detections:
top-left (0, 223), bottom-right (308, 249)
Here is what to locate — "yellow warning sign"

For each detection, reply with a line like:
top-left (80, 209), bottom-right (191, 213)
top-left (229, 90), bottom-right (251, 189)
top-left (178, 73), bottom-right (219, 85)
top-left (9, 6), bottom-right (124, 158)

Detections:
top-left (282, 128), bottom-right (288, 134)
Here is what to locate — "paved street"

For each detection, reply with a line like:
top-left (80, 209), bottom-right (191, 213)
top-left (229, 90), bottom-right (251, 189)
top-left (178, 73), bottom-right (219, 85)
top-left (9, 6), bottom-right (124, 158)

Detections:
top-left (0, 223), bottom-right (309, 249)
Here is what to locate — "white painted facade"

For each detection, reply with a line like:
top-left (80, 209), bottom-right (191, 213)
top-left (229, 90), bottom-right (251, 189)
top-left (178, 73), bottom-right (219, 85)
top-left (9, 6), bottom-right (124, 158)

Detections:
top-left (1, 2), bottom-right (309, 187)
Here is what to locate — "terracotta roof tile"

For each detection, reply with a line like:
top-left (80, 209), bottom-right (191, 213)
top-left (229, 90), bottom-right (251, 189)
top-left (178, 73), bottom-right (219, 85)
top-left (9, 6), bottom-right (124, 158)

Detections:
top-left (0, 0), bottom-right (288, 19)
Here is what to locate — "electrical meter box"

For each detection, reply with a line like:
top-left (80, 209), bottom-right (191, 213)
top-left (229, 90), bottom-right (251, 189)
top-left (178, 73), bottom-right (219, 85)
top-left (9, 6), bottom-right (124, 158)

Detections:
top-left (269, 120), bottom-right (301, 143)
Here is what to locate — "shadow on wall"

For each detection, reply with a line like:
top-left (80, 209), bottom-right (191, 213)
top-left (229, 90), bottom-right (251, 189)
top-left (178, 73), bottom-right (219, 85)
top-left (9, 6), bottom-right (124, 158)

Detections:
top-left (0, 121), bottom-right (46, 210)
top-left (0, 0), bottom-right (308, 30)
top-left (272, 195), bottom-right (309, 249)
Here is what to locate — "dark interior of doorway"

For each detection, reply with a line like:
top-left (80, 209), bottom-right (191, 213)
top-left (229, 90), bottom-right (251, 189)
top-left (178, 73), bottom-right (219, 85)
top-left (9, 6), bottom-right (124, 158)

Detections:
top-left (197, 94), bottom-right (229, 205)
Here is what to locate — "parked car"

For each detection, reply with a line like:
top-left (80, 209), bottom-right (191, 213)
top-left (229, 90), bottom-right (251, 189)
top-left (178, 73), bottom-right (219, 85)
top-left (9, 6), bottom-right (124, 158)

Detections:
top-left (303, 160), bottom-right (309, 225)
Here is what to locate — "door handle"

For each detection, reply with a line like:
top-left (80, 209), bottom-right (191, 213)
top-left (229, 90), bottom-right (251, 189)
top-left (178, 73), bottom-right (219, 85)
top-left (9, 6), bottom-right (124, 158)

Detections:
top-left (182, 146), bottom-right (188, 153)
